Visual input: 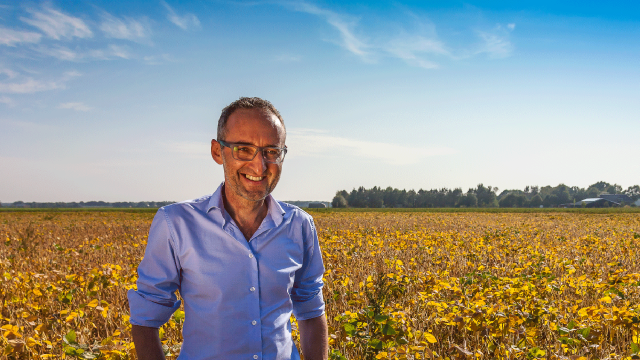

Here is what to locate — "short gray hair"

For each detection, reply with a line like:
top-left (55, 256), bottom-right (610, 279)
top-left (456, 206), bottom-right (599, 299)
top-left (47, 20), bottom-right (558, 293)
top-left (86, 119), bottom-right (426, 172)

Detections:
top-left (217, 97), bottom-right (285, 140)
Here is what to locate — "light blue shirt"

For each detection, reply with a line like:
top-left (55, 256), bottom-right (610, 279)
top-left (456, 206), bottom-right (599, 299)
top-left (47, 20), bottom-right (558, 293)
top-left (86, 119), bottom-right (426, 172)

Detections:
top-left (127, 183), bottom-right (325, 360)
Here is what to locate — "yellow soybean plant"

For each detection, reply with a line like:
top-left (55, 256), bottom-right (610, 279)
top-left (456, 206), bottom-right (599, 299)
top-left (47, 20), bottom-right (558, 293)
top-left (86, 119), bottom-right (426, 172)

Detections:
top-left (1, 211), bottom-right (640, 359)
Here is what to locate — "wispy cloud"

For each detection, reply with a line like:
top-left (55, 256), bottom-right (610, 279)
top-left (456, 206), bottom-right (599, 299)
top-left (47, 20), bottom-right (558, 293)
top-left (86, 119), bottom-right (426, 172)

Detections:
top-left (21, 6), bottom-right (92, 40)
top-left (284, 2), bottom-right (369, 59)
top-left (475, 24), bottom-right (515, 58)
top-left (99, 12), bottom-right (151, 42)
top-left (0, 27), bottom-right (42, 46)
top-left (0, 77), bottom-right (62, 94)
top-left (143, 53), bottom-right (176, 65)
top-left (35, 44), bottom-right (131, 61)
top-left (0, 96), bottom-right (15, 107)
top-left (59, 102), bottom-right (92, 111)
top-left (161, 1), bottom-right (201, 31)
top-left (0, 68), bottom-right (19, 79)
top-left (383, 34), bottom-right (449, 69)
top-left (278, 1), bottom-right (515, 69)
top-left (0, 69), bottom-right (79, 94)
top-left (286, 129), bottom-right (454, 165)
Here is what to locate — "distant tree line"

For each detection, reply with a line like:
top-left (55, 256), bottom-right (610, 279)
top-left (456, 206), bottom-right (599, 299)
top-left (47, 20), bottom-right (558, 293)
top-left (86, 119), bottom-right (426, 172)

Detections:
top-left (331, 181), bottom-right (640, 208)
top-left (0, 201), bottom-right (175, 209)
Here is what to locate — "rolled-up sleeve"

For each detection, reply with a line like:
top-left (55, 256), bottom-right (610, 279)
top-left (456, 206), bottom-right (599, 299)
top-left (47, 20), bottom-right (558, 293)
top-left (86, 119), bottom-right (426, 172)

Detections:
top-left (291, 218), bottom-right (325, 320)
top-left (128, 208), bottom-right (182, 328)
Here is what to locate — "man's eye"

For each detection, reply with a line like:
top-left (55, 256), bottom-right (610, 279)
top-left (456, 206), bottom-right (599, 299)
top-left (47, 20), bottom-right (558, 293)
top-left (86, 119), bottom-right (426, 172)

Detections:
top-left (266, 149), bottom-right (280, 156)
top-left (235, 146), bottom-right (252, 153)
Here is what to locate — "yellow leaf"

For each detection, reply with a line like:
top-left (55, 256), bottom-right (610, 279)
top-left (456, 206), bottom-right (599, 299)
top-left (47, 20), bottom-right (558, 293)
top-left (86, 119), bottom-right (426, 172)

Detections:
top-left (87, 299), bottom-right (99, 308)
top-left (424, 332), bottom-right (437, 343)
top-left (599, 296), bottom-right (612, 304)
top-left (33, 289), bottom-right (43, 296)
top-left (27, 337), bottom-right (41, 348)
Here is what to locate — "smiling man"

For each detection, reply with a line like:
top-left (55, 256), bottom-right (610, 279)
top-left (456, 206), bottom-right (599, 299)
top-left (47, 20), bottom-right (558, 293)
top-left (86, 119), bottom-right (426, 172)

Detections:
top-left (128, 97), bottom-right (328, 360)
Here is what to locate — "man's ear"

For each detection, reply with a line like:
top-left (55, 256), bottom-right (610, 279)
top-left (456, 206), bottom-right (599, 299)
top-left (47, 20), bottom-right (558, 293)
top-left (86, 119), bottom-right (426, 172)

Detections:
top-left (211, 139), bottom-right (224, 165)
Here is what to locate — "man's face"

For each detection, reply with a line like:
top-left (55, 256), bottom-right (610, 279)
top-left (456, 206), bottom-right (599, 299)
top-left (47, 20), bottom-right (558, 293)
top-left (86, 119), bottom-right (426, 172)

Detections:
top-left (212, 108), bottom-right (285, 202)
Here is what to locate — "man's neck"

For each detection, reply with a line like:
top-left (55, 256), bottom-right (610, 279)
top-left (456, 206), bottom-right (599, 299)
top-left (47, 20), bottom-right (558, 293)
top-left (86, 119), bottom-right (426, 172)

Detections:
top-left (222, 186), bottom-right (269, 241)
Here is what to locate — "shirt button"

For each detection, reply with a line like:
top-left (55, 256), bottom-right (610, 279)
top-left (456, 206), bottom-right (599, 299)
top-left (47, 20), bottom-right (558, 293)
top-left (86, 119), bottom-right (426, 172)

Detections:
top-left (252, 320), bottom-right (257, 325)
top-left (250, 287), bottom-right (255, 292)
top-left (253, 356), bottom-right (258, 359)
top-left (249, 254), bottom-right (254, 258)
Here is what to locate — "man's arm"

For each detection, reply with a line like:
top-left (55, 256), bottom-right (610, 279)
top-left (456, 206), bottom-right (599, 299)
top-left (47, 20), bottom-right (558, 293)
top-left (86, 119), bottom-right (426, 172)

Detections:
top-left (132, 325), bottom-right (165, 360)
top-left (298, 314), bottom-right (328, 360)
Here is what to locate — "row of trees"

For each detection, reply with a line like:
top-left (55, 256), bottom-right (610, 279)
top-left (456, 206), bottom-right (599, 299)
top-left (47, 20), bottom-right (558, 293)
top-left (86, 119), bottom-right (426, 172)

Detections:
top-left (1, 201), bottom-right (175, 208)
top-left (332, 182), bottom-right (640, 208)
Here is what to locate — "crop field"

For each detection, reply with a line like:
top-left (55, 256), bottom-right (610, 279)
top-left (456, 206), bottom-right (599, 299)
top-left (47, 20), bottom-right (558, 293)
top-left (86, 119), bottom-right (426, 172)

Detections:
top-left (1, 210), bottom-right (640, 360)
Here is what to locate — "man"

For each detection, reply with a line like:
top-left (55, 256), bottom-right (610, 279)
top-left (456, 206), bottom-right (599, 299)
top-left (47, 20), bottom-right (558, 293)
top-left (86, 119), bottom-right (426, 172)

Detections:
top-left (128, 97), bottom-right (328, 360)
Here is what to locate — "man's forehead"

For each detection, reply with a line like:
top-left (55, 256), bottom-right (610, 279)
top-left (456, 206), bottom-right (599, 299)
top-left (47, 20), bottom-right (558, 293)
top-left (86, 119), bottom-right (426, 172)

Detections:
top-left (226, 108), bottom-right (285, 142)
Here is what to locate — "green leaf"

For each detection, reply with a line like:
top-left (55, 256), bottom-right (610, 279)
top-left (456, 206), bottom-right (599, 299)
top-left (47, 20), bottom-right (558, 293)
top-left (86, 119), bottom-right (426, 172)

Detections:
top-left (631, 343), bottom-right (640, 354)
top-left (567, 320), bottom-right (577, 330)
top-left (343, 322), bottom-right (356, 336)
top-left (576, 327), bottom-right (590, 338)
top-left (527, 347), bottom-right (545, 358)
top-left (381, 323), bottom-right (397, 336)
top-left (369, 339), bottom-right (383, 350)
top-left (330, 349), bottom-right (347, 360)
top-left (65, 330), bottom-right (77, 344)
top-left (374, 314), bottom-right (388, 323)
top-left (173, 310), bottom-right (185, 323)
top-left (64, 346), bottom-right (76, 355)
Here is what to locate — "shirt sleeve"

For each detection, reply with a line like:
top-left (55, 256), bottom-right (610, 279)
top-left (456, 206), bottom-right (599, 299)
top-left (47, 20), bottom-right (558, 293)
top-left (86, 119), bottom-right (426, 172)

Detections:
top-left (127, 208), bottom-right (182, 328)
top-left (291, 216), bottom-right (325, 320)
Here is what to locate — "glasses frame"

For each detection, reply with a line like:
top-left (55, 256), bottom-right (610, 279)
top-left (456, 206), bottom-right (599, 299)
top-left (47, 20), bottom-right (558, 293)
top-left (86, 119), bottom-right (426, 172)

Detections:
top-left (217, 139), bottom-right (287, 164)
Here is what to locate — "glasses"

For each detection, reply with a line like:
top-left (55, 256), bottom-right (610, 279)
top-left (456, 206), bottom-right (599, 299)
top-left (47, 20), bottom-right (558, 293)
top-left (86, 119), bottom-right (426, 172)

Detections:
top-left (217, 139), bottom-right (287, 164)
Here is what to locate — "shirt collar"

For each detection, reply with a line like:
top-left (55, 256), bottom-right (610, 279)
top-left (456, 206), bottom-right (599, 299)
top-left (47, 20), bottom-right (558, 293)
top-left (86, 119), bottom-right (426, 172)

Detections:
top-left (207, 182), bottom-right (285, 227)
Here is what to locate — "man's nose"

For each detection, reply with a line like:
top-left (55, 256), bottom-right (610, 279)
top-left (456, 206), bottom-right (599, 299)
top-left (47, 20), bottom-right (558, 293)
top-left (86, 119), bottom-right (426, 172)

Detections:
top-left (247, 150), bottom-right (268, 173)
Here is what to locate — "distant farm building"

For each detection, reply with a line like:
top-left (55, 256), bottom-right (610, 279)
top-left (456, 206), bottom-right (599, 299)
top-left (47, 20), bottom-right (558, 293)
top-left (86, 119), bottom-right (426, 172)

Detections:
top-left (571, 198), bottom-right (621, 208)
top-left (598, 194), bottom-right (633, 204)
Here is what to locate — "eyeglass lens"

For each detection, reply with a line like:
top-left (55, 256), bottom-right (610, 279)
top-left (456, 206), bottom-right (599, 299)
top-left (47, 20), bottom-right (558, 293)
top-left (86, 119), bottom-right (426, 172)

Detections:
top-left (232, 145), bottom-right (284, 163)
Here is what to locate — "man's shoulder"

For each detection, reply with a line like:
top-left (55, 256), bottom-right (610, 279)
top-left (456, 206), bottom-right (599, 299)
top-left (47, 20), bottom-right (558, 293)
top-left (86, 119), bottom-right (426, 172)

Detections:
top-left (277, 200), bottom-right (315, 225)
top-left (158, 194), bottom-right (214, 217)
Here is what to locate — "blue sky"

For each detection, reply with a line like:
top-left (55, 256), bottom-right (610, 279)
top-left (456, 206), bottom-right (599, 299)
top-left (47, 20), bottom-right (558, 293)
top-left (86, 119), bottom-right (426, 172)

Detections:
top-left (1, 1), bottom-right (639, 202)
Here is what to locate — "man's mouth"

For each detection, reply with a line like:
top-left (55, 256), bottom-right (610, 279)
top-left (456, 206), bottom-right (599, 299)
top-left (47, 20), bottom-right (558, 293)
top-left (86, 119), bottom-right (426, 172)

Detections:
top-left (244, 174), bottom-right (264, 181)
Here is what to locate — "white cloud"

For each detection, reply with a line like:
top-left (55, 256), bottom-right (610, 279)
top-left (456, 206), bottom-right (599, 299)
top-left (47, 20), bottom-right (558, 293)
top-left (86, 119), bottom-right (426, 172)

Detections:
top-left (99, 12), bottom-right (151, 41)
top-left (0, 69), bottom-right (78, 94)
top-left (286, 129), bottom-right (454, 165)
top-left (106, 44), bottom-right (131, 59)
top-left (21, 6), bottom-right (92, 40)
top-left (35, 45), bottom-right (81, 61)
top-left (0, 96), bottom-right (15, 107)
top-left (0, 27), bottom-right (42, 46)
top-left (476, 31), bottom-right (513, 58)
top-left (279, 2), bottom-right (515, 69)
top-left (284, 2), bottom-right (370, 59)
top-left (161, 1), bottom-right (201, 31)
top-left (0, 77), bottom-right (62, 94)
top-left (383, 34), bottom-right (449, 69)
top-left (143, 53), bottom-right (176, 65)
top-left (59, 102), bottom-right (92, 111)
top-left (0, 68), bottom-right (19, 79)
top-left (36, 44), bottom-right (131, 61)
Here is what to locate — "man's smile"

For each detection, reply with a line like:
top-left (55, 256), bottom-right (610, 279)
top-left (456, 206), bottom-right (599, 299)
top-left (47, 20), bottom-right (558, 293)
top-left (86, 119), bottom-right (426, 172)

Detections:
top-left (243, 173), bottom-right (265, 182)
